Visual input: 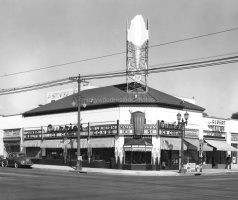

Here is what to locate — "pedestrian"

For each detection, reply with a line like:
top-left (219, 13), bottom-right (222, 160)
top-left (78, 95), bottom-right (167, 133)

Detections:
top-left (226, 155), bottom-right (231, 169)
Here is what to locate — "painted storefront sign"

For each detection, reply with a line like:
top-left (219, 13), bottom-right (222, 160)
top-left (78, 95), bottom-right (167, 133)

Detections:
top-left (185, 129), bottom-right (199, 138)
top-left (231, 133), bottom-right (238, 141)
top-left (90, 124), bottom-right (117, 136)
top-left (158, 120), bottom-right (182, 137)
top-left (203, 131), bottom-right (226, 139)
top-left (24, 129), bottom-right (42, 139)
top-left (4, 129), bottom-right (20, 138)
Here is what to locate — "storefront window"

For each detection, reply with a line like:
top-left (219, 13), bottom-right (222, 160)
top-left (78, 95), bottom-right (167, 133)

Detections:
top-left (184, 150), bottom-right (198, 164)
top-left (205, 151), bottom-right (226, 164)
top-left (26, 147), bottom-right (42, 158)
top-left (231, 144), bottom-right (238, 164)
top-left (124, 151), bottom-right (152, 164)
top-left (4, 142), bottom-right (20, 153)
top-left (92, 148), bottom-right (114, 162)
top-left (68, 149), bottom-right (88, 161)
top-left (46, 148), bottom-right (63, 159)
top-left (161, 150), bottom-right (179, 169)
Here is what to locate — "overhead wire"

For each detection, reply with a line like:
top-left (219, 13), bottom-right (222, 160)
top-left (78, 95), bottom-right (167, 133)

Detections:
top-left (1, 54), bottom-right (238, 95)
top-left (1, 27), bottom-right (238, 78)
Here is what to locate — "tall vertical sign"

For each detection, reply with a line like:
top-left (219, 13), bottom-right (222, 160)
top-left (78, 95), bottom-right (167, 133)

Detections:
top-left (126, 15), bottom-right (149, 93)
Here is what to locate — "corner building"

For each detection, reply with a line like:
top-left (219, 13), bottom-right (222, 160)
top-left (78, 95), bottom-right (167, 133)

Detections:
top-left (21, 83), bottom-right (207, 170)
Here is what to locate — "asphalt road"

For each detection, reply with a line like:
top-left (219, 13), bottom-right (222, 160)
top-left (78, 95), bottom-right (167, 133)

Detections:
top-left (0, 167), bottom-right (238, 200)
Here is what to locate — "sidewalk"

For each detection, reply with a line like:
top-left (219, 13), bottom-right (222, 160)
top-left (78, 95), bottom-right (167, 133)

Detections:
top-left (31, 164), bottom-right (238, 176)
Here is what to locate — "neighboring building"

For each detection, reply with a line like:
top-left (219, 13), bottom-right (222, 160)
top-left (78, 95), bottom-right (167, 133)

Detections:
top-left (1, 114), bottom-right (23, 157)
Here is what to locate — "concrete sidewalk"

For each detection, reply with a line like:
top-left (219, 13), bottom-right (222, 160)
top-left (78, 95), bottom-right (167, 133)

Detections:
top-left (31, 164), bottom-right (238, 176)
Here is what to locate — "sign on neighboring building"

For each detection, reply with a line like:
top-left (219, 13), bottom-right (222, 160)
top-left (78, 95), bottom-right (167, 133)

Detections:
top-left (4, 129), bottom-right (20, 138)
top-left (203, 131), bottom-right (226, 139)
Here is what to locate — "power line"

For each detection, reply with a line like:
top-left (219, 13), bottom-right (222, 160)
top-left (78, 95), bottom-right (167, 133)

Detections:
top-left (1, 27), bottom-right (238, 78)
top-left (1, 54), bottom-right (237, 95)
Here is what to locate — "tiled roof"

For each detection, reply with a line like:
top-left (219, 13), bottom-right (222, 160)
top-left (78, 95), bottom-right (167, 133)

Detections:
top-left (23, 83), bottom-right (205, 116)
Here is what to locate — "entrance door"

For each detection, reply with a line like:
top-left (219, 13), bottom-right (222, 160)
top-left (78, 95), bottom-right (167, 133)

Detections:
top-left (161, 150), bottom-right (179, 170)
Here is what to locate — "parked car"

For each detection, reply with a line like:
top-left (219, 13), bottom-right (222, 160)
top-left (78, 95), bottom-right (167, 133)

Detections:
top-left (4, 152), bottom-right (33, 168)
top-left (0, 155), bottom-right (7, 167)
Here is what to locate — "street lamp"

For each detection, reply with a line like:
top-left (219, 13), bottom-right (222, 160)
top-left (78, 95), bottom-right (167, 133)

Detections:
top-left (177, 111), bottom-right (189, 173)
top-left (70, 74), bottom-right (88, 172)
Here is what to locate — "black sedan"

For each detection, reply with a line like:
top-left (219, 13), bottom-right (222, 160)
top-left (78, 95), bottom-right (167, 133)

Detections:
top-left (3, 152), bottom-right (33, 168)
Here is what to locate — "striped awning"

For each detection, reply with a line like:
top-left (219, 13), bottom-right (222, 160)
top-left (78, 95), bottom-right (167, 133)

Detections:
top-left (161, 137), bottom-right (187, 150)
top-left (88, 137), bottom-right (114, 148)
top-left (205, 139), bottom-right (238, 151)
top-left (21, 140), bottom-right (41, 147)
top-left (64, 139), bottom-right (88, 149)
top-left (184, 138), bottom-right (213, 151)
top-left (40, 140), bottom-right (64, 148)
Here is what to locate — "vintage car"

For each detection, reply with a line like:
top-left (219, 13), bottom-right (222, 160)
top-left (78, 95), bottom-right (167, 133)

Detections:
top-left (3, 152), bottom-right (33, 168)
top-left (0, 155), bottom-right (7, 167)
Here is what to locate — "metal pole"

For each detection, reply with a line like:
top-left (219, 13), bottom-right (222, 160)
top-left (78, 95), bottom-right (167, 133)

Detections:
top-left (75, 74), bottom-right (82, 171)
top-left (180, 120), bottom-right (184, 173)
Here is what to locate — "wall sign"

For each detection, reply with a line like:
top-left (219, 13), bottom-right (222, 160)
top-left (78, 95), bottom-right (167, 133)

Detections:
top-left (143, 125), bottom-right (157, 135)
top-left (185, 129), bottom-right (199, 138)
top-left (231, 133), bottom-right (238, 141)
top-left (4, 129), bottom-right (20, 138)
top-left (118, 124), bottom-right (158, 135)
top-left (203, 131), bottom-right (226, 139)
top-left (90, 124), bottom-right (117, 136)
top-left (207, 118), bottom-right (226, 132)
top-left (119, 124), bottom-right (133, 135)
top-left (24, 124), bottom-right (88, 139)
top-left (24, 130), bottom-right (42, 139)
top-left (158, 120), bottom-right (182, 137)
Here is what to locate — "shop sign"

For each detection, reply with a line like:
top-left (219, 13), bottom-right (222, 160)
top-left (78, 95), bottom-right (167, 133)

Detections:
top-left (90, 124), bottom-right (117, 136)
top-left (4, 129), bottom-right (20, 138)
top-left (119, 124), bottom-right (133, 135)
top-left (42, 124), bottom-right (88, 138)
top-left (231, 133), bottom-right (238, 141)
top-left (203, 131), bottom-right (226, 139)
top-left (207, 118), bottom-right (226, 132)
top-left (185, 129), bottom-right (199, 138)
top-left (158, 120), bottom-right (182, 137)
top-left (143, 125), bottom-right (157, 135)
top-left (24, 129), bottom-right (42, 139)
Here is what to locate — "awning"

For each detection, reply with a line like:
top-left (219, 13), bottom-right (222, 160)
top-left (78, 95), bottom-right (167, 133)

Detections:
top-left (21, 140), bottom-right (41, 147)
top-left (161, 137), bottom-right (187, 150)
top-left (88, 137), bottom-right (114, 148)
top-left (124, 138), bottom-right (152, 146)
top-left (124, 147), bottom-right (152, 152)
top-left (3, 137), bottom-right (21, 142)
top-left (64, 139), bottom-right (88, 149)
top-left (205, 139), bottom-right (238, 151)
top-left (184, 138), bottom-right (213, 151)
top-left (40, 140), bottom-right (64, 148)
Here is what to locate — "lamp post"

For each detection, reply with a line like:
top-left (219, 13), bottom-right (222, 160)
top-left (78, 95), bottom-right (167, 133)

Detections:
top-left (177, 111), bottom-right (189, 173)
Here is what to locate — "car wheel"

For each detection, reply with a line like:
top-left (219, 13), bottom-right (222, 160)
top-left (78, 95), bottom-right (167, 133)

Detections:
top-left (1, 161), bottom-right (5, 167)
top-left (14, 162), bottom-right (18, 168)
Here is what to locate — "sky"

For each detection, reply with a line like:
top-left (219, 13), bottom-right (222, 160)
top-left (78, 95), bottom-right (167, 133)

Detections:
top-left (0, 0), bottom-right (238, 119)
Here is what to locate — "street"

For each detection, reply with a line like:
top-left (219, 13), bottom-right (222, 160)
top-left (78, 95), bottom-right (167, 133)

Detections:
top-left (0, 167), bottom-right (238, 200)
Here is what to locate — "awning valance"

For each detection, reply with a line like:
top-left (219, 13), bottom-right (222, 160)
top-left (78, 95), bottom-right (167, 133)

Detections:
top-left (124, 147), bottom-right (152, 152)
top-left (3, 137), bottom-right (21, 142)
top-left (205, 139), bottom-right (238, 151)
top-left (40, 140), bottom-right (64, 148)
top-left (184, 138), bottom-right (213, 151)
top-left (161, 137), bottom-right (187, 150)
top-left (88, 137), bottom-right (114, 148)
top-left (124, 138), bottom-right (152, 146)
top-left (64, 139), bottom-right (88, 149)
top-left (21, 140), bottom-right (41, 147)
